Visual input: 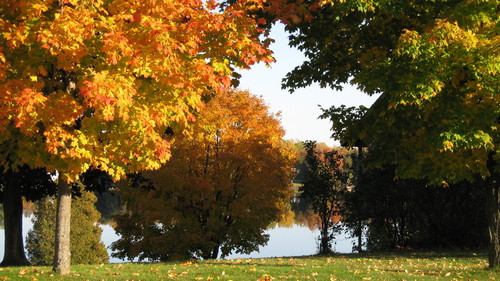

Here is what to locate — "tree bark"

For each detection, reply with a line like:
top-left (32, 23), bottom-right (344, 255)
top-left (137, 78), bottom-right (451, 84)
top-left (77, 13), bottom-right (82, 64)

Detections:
top-left (486, 181), bottom-right (499, 268)
top-left (485, 152), bottom-right (499, 268)
top-left (53, 180), bottom-right (71, 274)
top-left (355, 144), bottom-right (364, 253)
top-left (320, 219), bottom-right (330, 254)
top-left (210, 244), bottom-right (220, 260)
top-left (0, 175), bottom-right (30, 266)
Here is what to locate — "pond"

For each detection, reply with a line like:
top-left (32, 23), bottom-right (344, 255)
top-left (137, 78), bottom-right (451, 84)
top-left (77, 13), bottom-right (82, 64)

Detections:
top-left (0, 215), bottom-right (357, 263)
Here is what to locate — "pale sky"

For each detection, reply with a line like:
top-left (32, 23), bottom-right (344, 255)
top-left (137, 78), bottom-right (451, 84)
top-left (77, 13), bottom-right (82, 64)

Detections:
top-left (238, 24), bottom-right (379, 147)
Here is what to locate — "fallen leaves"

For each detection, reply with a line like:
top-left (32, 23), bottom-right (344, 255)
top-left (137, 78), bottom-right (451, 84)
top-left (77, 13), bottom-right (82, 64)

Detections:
top-left (0, 251), bottom-right (496, 280)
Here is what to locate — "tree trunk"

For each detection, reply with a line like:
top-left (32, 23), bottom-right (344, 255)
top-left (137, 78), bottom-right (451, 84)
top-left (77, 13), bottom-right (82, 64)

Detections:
top-left (53, 180), bottom-right (71, 274)
top-left (0, 175), bottom-right (30, 266)
top-left (320, 222), bottom-right (330, 254)
top-left (485, 152), bottom-right (499, 268)
top-left (355, 144), bottom-right (364, 253)
top-left (486, 181), bottom-right (499, 268)
top-left (210, 244), bottom-right (220, 259)
top-left (356, 220), bottom-right (362, 252)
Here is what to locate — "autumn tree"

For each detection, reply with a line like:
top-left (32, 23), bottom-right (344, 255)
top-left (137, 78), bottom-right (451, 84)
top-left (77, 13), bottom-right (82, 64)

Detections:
top-left (267, 0), bottom-right (498, 267)
top-left (0, 0), bottom-right (274, 274)
top-left (300, 141), bottom-right (351, 254)
top-left (111, 89), bottom-right (296, 261)
top-left (26, 191), bottom-right (109, 265)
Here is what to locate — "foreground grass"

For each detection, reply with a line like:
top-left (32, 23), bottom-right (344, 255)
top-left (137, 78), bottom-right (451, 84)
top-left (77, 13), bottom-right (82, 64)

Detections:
top-left (0, 251), bottom-right (497, 280)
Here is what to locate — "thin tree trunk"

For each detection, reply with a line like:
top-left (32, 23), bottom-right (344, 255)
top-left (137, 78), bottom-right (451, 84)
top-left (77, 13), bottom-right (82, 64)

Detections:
top-left (357, 220), bottom-right (362, 252)
top-left (356, 144), bottom-right (364, 253)
top-left (210, 244), bottom-right (220, 259)
top-left (0, 175), bottom-right (30, 266)
top-left (485, 152), bottom-right (499, 268)
top-left (320, 219), bottom-right (330, 254)
top-left (486, 181), bottom-right (499, 268)
top-left (53, 180), bottom-right (71, 274)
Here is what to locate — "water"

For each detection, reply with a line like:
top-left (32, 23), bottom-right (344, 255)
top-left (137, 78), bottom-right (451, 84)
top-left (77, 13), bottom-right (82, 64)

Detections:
top-left (0, 216), bottom-right (356, 263)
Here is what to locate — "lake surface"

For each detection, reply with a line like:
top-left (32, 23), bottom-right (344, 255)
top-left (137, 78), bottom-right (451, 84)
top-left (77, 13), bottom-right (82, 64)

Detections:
top-left (0, 215), bottom-right (356, 263)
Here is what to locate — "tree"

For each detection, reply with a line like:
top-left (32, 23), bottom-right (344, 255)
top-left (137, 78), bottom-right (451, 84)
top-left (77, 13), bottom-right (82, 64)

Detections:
top-left (26, 191), bottom-right (109, 265)
top-left (341, 164), bottom-right (488, 251)
top-left (111, 89), bottom-right (296, 261)
top-left (0, 165), bottom-right (112, 267)
top-left (268, 0), bottom-right (498, 267)
top-left (319, 105), bottom-right (367, 252)
top-left (0, 165), bottom-right (56, 266)
top-left (300, 141), bottom-right (351, 254)
top-left (0, 0), bottom-right (274, 274)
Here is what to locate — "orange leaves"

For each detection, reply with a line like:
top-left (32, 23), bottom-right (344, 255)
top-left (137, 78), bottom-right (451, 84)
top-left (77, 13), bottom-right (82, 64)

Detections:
top-left (113, 89), bottom-right (295, 261)
top-left (35, 7), bottom-right (97, 71)
top-left (12, 88), bottom-right (45, 128)
top-left (79, 71), bottom-right (136, 122)
top-left (0, 0), bottom-right (275, 181)
top-left (101, 30), bottom-right (134, 65)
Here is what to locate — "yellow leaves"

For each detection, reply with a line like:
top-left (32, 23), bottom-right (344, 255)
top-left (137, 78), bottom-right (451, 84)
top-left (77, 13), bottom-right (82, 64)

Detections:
top-left (35, 7), bottom-right (97, 70)
top-left (12, 87), bottom-right (46, 129)
top-left (114, 89), bottom-right (295, 261)
top-left (3, 27), bottom-right (30, 49)
top-left (397, 29), bottom-right (423, 59)
top-left (0, 0), bottom-right (275, 183)
top-left (257, 274), bottom-right (273, 281)
top-left (80, 71), bottom-right (136, 121)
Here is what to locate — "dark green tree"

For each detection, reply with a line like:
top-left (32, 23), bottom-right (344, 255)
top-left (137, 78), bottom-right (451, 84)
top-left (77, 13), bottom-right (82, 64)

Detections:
top-left (301, 141), bottom-right (351, 254)
top-left (340, 164), bottom-right (488, 251)
top-left (26, 191), bottom-right (109, 265)
top-left (275, 0), bottom-right (498, 266)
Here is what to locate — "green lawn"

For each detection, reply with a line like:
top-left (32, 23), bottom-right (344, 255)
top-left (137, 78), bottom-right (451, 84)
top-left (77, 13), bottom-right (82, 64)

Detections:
top-left (0, 251), bottom-right (497, 280)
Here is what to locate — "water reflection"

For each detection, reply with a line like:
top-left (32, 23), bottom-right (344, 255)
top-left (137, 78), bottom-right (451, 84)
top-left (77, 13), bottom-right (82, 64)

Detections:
top-left (225, 224), bottom-right (355, 260)
top-left (0, 204), bottom-right (356, 263)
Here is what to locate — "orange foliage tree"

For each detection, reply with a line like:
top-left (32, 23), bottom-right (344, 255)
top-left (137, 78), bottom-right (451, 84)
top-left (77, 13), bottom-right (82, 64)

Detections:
top-left (0, 0), bottom-right (273, 274)
top-left (112, 90), bottom-right (296, 261)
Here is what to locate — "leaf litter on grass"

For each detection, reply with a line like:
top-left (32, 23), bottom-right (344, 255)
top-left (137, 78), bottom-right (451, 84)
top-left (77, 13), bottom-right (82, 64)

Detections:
top-left (0, 251), bottom-right (497, 280)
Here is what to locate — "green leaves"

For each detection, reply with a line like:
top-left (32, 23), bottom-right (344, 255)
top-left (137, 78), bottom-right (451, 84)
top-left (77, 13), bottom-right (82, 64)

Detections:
top-left (276, 0), bottom-right (499, 183)
top-left (319, 105), bottom-right (368, 146)
top-left (26, 191), bottom-right (109, 265)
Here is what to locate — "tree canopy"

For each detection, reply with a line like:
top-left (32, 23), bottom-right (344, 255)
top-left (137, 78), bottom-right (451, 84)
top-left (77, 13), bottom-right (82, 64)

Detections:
top-left (300, 141), bottom-right (351, 254)
top-left (267, 0), bottom-right (498, 267)
top-left (274, 0), bottom-right (498, 182)
top-left (0, 0), bottom-right (276, 273)
top-left (0, 0), bottom-right (274, 181)
top-left (112, 89), bottom-right (296, 261)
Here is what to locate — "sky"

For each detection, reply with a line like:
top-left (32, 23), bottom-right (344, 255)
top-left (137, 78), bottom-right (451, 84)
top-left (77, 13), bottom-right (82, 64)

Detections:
top-left (238, 24), bottom-right (379, 147)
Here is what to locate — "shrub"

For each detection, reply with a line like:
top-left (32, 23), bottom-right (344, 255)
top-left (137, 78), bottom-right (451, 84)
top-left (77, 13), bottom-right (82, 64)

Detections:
top-left (26, 191), bottom-right (109, 265)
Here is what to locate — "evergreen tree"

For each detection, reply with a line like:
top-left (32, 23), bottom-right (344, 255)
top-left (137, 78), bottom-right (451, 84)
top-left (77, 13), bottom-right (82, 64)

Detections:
top-left (26, 191), bottom-right (109, 265)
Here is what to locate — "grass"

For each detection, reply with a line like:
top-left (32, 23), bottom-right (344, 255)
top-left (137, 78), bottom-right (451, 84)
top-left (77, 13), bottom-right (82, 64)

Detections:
top-left (0, 251), bottom-right (497, 280)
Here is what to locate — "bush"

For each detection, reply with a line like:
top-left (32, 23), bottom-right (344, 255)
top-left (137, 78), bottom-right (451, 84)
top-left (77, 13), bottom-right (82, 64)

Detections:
top-left (26, 191), bottom-right (109, 265)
